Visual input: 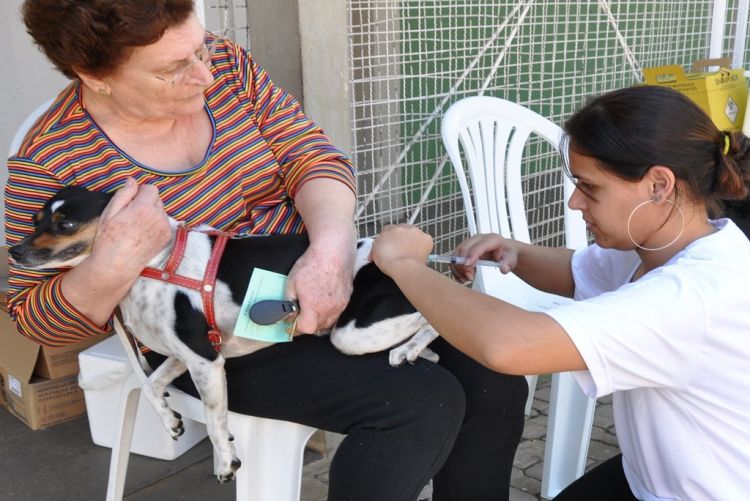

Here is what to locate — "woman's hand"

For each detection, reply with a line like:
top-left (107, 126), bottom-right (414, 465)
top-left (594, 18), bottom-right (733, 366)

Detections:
top-left (88, 178), bottom-right (172, 280)
top-left (286, 239), bottom-right (354, 335)
top-left (370, 224), bottom-right (433, 276)
top-left (61, 178), bottom-right (173, 326)
top-left (450, 233), bottom-right (518, 283)
top-left (287, 178), bottom-right (357, 334)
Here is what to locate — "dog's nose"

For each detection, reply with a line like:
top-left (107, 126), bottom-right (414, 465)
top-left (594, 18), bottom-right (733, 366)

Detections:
top-left (8, 245), bottom-right (24, 261)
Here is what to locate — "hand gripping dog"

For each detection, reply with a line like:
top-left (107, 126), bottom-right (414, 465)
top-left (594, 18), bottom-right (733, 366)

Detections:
top-left (8, 186), bottom-right (439, 483)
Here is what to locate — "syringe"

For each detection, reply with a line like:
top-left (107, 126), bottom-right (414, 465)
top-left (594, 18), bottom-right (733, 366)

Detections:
top-left (427, 254), bottom-right (505, 268)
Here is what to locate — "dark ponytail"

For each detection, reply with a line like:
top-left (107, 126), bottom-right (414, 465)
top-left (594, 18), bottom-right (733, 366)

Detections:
top-left (721, 132), bottom-right (750, 234)
top-left (563, 85), bottom-right (750, 217)
top-left (716, 131), bottom-right (750, 200)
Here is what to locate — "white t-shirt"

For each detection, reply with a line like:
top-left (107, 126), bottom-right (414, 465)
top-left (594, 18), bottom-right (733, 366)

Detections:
top-left (546, 219), bottom-right (750, 501)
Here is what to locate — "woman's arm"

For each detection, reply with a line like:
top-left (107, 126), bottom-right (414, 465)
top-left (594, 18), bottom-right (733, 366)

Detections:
top-left (5, 159), bottom-right (170, 345)
top-left (371, 225), bottom-right (586, 375)
top-left (287, 178), bottom-right (357, 333)
top-left (452, 233), bottom-right (576, 298)
top-left (60, 180), bottom-right (172, 326)
top-left (238, 48), bottom-right (358, 333)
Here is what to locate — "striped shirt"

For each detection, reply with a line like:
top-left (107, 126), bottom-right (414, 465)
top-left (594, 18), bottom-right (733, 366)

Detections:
top-left (5, 36), bottom-right (355, 347)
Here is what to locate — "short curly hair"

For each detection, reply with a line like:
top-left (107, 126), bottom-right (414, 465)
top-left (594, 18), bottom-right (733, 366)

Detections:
top-left (23, 0), bottom-right (195, 79)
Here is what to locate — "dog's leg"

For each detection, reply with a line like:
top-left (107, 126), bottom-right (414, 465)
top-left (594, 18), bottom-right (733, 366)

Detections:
top-left (331, 311), bottom-right (427, 355)
top-left (415, 346), bottom-right (439, 364)
top-left (141, 356), bottom-right (188, 439)
top-left (185, 355), bottom-right (240, 483)
top-left (388, 323), bottom-right (440, 367)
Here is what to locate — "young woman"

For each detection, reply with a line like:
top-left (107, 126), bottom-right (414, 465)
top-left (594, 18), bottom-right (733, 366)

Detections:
top-left (371, 85), bottom-right (750, 500)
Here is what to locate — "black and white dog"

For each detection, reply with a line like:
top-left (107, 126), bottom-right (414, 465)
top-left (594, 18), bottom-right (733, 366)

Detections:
top-left (8, 186), bottom-right (438, 482)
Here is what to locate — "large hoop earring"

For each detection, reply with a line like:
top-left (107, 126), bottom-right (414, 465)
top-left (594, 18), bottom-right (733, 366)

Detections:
top-left (626, 198), bottom-right (685, 251)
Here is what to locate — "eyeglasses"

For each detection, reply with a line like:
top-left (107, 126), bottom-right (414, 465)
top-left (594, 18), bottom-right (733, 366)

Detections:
top-left (121, 37), bottom-right (217, 86)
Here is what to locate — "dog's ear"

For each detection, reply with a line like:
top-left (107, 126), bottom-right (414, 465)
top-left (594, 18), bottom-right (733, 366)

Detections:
top-left (53, 186), bottom-right (111, 202)
top-left (51, 186), bottom-right (114, 216)
top-left (92, 190), bottom-right (114, 214)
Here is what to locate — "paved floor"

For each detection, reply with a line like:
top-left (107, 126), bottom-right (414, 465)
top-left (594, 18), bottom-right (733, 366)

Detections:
top-left (506, 380), bottom-right (619, 500)
top-left (302, 378), bottom-right (621, 501)
top-left (0, 377), bottom-right (619, 500)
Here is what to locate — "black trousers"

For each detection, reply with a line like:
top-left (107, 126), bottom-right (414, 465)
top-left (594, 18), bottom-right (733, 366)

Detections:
top-left (146, 335), bottom-right (527, 501)
top-left (553, 454), bottom-right (638, 501)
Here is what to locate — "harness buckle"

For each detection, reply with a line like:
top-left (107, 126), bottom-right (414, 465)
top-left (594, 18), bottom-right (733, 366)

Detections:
top-left (208, 329), bottom-right (222, 352)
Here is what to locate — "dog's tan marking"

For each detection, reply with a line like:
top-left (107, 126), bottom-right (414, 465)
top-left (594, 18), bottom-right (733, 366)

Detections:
top-left (29, 233), bottom-right (61, 249)
top-left (31, 220), bottom-right (98, 255)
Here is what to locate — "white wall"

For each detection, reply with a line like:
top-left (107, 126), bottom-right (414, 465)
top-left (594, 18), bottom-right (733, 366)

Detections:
top-left (1, 0), bottom-right (70, 243)
top-left (243, 0), bottom-right (352, 153)
top-left (298, 0), bottom-right (352, 155)
top-left (2, 0), bottom-right (70, 156)
top-left (246, 0), bottom-right (302, 103)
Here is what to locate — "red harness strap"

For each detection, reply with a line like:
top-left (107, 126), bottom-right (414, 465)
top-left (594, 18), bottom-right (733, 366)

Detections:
top-left (140, 225), bottom-right (231, 352)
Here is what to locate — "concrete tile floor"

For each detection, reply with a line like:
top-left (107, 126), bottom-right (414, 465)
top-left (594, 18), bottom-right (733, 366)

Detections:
top-left (0, 378), bottom-right (618, 500)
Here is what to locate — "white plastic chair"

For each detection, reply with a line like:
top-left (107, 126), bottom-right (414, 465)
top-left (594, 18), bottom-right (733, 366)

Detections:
top-left (106, 316), bottom-right (316, 501)
top-left (8, 98), bottom-right (55, 157)
top-left (441, 96), bottom-right (597, 499)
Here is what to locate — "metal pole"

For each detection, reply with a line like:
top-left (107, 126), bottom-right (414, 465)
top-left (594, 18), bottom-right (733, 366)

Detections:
top-left (733, 0), bottom-right (750, 69)
top-left (710, 0), bottom-right (727, 70)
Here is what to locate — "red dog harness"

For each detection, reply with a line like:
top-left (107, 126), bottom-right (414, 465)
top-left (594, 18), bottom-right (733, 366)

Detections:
top-left (140, 225), bottom-right (230, 352)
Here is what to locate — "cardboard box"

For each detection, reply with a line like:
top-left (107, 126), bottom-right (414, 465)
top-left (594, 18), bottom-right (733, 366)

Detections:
top-left (0, 365), bottom-right (85, 430)
top-left (643, 58), bottom-right (748, 131)
top-left (0, 249), bottom-right (110, 429)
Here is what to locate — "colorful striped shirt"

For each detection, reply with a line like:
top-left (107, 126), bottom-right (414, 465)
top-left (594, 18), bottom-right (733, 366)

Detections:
top-left (4, 36), bottom-right (355, 347)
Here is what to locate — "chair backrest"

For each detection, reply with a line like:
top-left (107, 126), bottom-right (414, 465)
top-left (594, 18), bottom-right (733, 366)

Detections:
top-left (8, 98), bottom-right (55, 158)
top-left (195, 0), bottom-right (206, 26)
top-left (442, 96), bottom-right (587, 310)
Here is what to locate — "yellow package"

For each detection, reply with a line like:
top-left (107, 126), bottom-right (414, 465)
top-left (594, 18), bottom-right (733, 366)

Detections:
top-left (642, 58), bottom-right (748, 131)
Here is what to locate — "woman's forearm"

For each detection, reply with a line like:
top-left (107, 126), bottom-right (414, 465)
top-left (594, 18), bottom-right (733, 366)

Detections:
top-left (289, 178), bottom-right (357, 332)
top-left (384, 257), bottom-right (586, 374)
top-left (294, 178), bottom-right (357, 249)
top-left (60, 256), bottom-right (140, 327)
top-left (511, 241), bottom-right (576, 298)
top-left (59, 180), bottom-right (172, 327)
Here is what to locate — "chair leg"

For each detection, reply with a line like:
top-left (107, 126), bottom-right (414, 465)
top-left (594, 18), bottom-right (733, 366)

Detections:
top-left (524, 374), bottom-right (538, 415)
top-left (105, 373), bottom-right (142, 501)
top-left (540, 372), bottom-right (597, 499)
top-left (229, 413), bottom-right (316, 501)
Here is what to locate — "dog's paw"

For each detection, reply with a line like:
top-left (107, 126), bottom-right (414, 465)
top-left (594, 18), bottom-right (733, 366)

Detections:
top-left (167, 410), bottom-right (184, 440)
top-left (388, 347), bottom-right (409, 367)
top-left (389, 343), bottom-right (424, 366)
top-left (418, 347), bottom-right (439, 363)
top-left (215, 457), bottom-right (241, 483)
top-left (217, 471), bottom-right (234, 483)
top-left (389, 341), bottom-right (435, 367)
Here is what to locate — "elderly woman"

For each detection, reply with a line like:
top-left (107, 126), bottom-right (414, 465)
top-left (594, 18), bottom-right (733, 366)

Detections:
top-left (7, 1), bottom-right (528, 500)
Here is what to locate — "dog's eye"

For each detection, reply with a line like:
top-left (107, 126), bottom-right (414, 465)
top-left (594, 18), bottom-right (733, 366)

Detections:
top-left (56, 221), bottom-right (77, 232)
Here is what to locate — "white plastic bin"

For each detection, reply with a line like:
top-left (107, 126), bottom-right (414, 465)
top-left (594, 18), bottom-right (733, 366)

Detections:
top-left (78, 336), bottom-right (208, 460)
